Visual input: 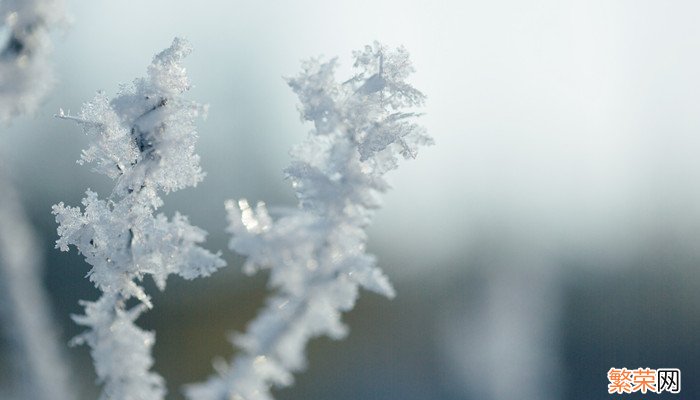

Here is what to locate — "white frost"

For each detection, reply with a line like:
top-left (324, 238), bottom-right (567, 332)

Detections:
top-left (53, 38), bottom-right (225, 400)
top-left (186, 42), bottom-right (432, 400)
top-left (0, 0), bottom-right (64, 122)
top-left (0, 164), bottom-right (74, 400)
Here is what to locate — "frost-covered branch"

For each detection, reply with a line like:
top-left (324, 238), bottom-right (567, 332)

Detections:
top-left (53, 38), bottom-right (225, 400)
top-left (0, 3), bottom-right (71, 399)
top-left (186, 42), bottom-right (432, 400)
top-left (0, 163), bottom-right (74, 400)
top-left (0, 0), bottom-right (64, 122)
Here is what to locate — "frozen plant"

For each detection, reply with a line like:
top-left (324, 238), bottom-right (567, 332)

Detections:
top-left (0, 165), bottom-right (74, 400)
top-left (53, 38), bottom-right (225, 400)
top-left (0, 0), bottom-right (64, 122)
top-left (186, 42), bottom-right (432, 400)
top-left (0, 2), bottom-right (72, 400)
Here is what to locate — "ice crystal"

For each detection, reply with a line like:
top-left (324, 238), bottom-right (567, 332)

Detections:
top-left (186, 42), bottom-right (432, 400)
top-left (0, 0), bottom-right (64, 122)
top-left (53, 38), bottom-right (225, 400)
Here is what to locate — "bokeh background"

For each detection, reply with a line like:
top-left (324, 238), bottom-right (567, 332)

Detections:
top-left (1, 0), bottom-right (699, 399)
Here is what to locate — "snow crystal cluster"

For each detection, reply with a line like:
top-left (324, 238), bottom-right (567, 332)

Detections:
top-left (0, 0), bottom-right (64, 122)
top-left (186, 42), bottom-right (432, 400)
top-left (52, 38), bottom-right (225, 400)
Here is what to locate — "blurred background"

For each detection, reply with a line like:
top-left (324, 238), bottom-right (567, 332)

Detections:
top-left (1, 0), bottom-right (699, 399)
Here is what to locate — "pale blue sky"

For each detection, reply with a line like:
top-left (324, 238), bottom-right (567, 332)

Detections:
top-left (5, 0), bottom-right (700, 276)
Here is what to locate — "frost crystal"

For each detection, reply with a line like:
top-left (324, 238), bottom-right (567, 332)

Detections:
top-left (186, 42), bottom-right (432, 400)
top-left (53, 38), bottom-right (225, 400)
top-left (0, 0), bottom-right (64, 122)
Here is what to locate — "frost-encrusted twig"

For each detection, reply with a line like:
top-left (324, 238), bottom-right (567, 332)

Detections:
top-left (53, 38), bottom-right (225, 400)
top-left (0, 0), bottom-right (64, 122)
top-left (0, 3), bottom-right (71, 399)
top-left (0, 163), bottom-right (74, 400)
top-left (186, 42), bottom-right (432, 400)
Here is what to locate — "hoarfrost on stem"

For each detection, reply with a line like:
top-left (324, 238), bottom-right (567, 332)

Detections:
top-left (0, 2), bottom-right (72, 399)
top-left (0, 0), bottom-right (64, 122)
top-left (0, 165), bottom-right (74, 400)
top-left (186, 42), bottom-right (432, 400)
top-left (53, 38), bottom-right (225, 400)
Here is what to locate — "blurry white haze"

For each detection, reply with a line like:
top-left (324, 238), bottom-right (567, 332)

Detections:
top-left (2, 1), bottom-right (700, 400)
